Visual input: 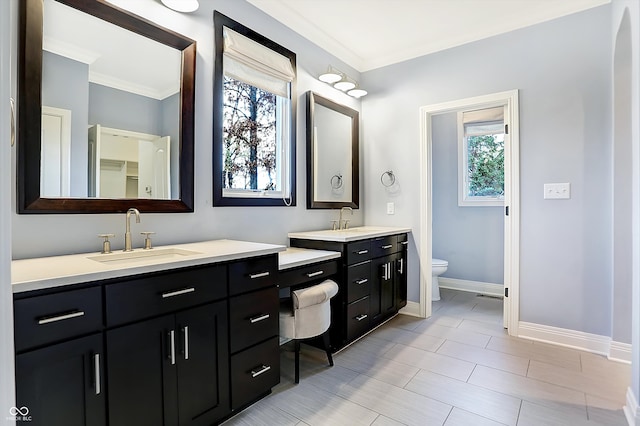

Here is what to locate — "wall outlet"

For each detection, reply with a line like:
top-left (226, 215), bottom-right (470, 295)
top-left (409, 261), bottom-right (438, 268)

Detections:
top-left (386, 202), bottom-right (395, 215)
top-left (544, 183), bottom-right (571, 199)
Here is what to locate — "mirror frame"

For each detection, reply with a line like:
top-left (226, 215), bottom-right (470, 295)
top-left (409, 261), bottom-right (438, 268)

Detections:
top-left (18, 0), bottom-right (196, 214)
top-left (306, 92), bottom-right (359, 209)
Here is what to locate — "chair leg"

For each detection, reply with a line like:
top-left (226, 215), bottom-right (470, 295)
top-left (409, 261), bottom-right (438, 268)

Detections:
top-left (294, 339), bottom-right (300, 384)
top-left (322, 330), bottom-right (334, 367)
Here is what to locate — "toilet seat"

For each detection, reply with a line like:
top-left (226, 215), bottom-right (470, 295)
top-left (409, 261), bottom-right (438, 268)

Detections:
top-left (432, 258), bottom-right (448, 267)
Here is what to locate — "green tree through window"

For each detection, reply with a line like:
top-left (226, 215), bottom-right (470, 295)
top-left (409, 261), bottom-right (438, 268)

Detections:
top-left (467, 133), bottom-right (504, 197)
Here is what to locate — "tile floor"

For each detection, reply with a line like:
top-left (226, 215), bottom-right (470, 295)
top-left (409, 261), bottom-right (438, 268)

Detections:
top-left (223, 289), bottom-right (631, 425)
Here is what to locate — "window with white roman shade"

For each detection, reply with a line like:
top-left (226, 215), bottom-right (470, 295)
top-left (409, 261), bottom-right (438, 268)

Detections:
top-left (213, 12), bottom-right (297, 207)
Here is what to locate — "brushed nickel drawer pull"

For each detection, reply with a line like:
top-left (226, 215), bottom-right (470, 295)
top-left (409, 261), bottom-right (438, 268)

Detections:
top-left (10, 98), bottom-right (16, 147)
top-left (251, 364), bottom-right (271, 378)
top-left (355, 314), bottom-right (368, 321)
top-left (249, 314), bottom-right (270, 323)
top-left (183, 326), bottom-right (190, 360)
top-left (399, 258), bottom-right (404, 274)
top-left (381, 244), bottom-right (393, 250)
top-left (401, 241), bottom-right (409, 246)
top-left (306, 270), bottom-right (324, 278)
top-left (162, 287), bottom-right (195, 298)
top-left (38, 310), bottom-right (85, 325)
top-left (169, 330), bottom-right (176, 365)
top-left (355, 279), bottom-right (368, 285)
top-left (356, 250), bottom-right (368, 255)
top-left (94, 353), bottom-right (101, 395)
top-left (249, 271), bottom-right (270, 279)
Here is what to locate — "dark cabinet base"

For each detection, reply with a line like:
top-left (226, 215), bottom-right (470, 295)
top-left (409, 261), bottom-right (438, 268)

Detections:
top-left (16, 333), bottom-right (105, 426)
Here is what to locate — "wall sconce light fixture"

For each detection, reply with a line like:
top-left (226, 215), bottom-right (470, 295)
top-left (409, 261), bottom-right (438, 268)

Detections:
top-left (318, 66), bottom-right (367, 98)
top-left (161, 0), bottom-right (200, 13)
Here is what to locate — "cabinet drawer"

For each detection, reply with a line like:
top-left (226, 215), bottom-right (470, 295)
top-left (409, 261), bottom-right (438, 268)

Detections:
top-left (278, 260), bottom-right (338, 289)
top-left (397, 233), bottom-right (409, 249)
top-left (14, 286), bottom-right (103, 352)
top-left (371, 236), bottom-right (397, 258)
top-left (346, 296), bottom-right (370, 342)
top-left (346, 240), bottom-right (371, 265)
top-left (230, 287), bottom-right (279, 353)
top-left (105, 264), bottom-right (227, 326)
top-left (229, 255), bottom-right (278, 296)
top-left (231, 337), bottom-right (280, 409)
top-left (346, 261), bottom-right (370, 303)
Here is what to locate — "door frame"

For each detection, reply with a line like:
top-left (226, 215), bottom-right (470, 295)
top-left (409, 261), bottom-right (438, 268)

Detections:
top-left (419, 90), bottom-right (520, 336)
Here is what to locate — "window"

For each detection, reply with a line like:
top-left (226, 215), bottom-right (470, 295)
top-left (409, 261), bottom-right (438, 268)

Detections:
top-left (213, 12), bottom-right (296, 206)
top-left (458, 106), bottom-right (505, 206)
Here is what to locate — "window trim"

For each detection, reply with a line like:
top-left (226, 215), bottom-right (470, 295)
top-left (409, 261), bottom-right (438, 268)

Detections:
top-left (457, 107), bottom-right (505, 207)
top-left (213, 11), bottom-right (296, 207)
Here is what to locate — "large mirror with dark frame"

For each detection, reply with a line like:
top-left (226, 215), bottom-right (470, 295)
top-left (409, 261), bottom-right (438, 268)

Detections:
top-left (18, 0), bottom-right (196, 213)
top-left (306, 92), bottom-right (359, 209)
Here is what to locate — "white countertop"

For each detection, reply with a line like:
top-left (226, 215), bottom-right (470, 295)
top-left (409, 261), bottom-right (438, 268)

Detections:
top-left (288, 226), bottom-right (411, 243)
top-left (12, 239), bottom-right (286, 293)
top-left (278, 247), bottom-right (341, 270)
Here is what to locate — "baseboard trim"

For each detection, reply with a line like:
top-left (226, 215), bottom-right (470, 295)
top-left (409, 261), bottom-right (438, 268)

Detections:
top-left (399, 301), bottom-right (421, 318)
top-left (610, 341), bottom-right (633, 363)
top-left (624, 387), bottom-right (640, 426)
top-left (518, 321), bottom-right (631, 363)
top-left (438, 277), bottom-right (503, 297)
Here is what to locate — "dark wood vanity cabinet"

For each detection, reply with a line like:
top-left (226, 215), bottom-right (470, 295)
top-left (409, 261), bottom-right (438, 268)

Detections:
top-left (13, 254), bottom-right (280, 426)
top-left (14, 286), bottom-right (105, 426)
top-left (107, 301), bottom-right (229, 426)
top-left (15, 333), bottom-right (106, 426)
top-left (290, 233), bottom-right (408, 351)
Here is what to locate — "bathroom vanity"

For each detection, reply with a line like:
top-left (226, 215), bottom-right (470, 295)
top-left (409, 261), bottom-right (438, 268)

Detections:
top-left (288, 226), bottom-right (410, 351)
top-left (12, 240), bottom-right (285, 426)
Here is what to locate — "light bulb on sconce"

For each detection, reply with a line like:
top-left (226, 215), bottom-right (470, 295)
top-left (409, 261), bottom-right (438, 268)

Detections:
top-left (347, 88), bottom-right (368, 98)
top-left (161, 0), bottom-right (200, 13)
top-left (319, 68), bottom-right (342, 84)
top-left (334, 79), bottom-right (356, 92)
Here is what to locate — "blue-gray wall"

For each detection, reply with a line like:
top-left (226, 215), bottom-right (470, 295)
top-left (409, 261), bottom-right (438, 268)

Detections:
top-left (431, 112), bottom-right (504, 285)
top-left (362, 5), bottom-right (616, 338)
top-left (89, 83), bottom-right (164, 135)
top-left (42, 51), bottom-right (89, 196)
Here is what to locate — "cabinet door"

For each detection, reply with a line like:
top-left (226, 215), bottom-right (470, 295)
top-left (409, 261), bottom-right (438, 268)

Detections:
top-left (16, 333), bottom-right (105, 426)
top-left (371, 256), bottom-right (396, 323)
top-left (396, 249), bottom-right (408, 309)
top-left (175, 301), bottom-right (230, 426)
top-left (107, 315), bottom-right (178, 426)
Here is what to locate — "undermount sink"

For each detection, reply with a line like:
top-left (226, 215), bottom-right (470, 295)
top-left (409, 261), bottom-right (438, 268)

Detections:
top-left (88, 248), bottom-right (203, 266)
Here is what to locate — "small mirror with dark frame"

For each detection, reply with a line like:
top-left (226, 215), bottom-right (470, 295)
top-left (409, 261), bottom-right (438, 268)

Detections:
top-left (18, 0), bottom-right (196, 213)
top-left (306, 92), bottom-right (359, 209)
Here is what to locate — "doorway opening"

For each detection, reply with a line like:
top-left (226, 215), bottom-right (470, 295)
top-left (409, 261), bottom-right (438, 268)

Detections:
top-left (419, 90), bottom-right (520, 335)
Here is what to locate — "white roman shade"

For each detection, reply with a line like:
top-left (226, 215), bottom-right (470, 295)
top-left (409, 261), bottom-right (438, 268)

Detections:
top-left (223, 26), bottom-right (295, 98)
top-left (462, 106), bottom-right (504, 136)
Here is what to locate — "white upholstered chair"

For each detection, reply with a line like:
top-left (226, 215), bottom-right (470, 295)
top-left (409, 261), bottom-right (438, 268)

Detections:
top-left (279, 279), bottom-right (339, 383)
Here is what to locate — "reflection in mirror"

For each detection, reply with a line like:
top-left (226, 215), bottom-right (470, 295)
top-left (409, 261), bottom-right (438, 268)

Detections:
top-left (18, 0), bottom-right (196, 213)
top-left (306, 92), bottom-right (359, 209)
top-left (41, 0), bottom-right (180, 200)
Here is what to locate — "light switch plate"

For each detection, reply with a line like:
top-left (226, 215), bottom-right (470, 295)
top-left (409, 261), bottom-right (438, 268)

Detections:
top-left (386, 202), bottom-right (395, 215)
top-left (544, 183), bottom-right (571, 199)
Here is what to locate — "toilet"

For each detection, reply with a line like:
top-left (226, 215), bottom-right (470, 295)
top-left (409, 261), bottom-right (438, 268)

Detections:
top-left (431, 258), bottom-right (448, 301)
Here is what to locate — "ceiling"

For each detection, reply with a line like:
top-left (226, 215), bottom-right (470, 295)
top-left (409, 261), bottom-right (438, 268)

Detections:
top-left (247, 0), bottom-right (611, 72)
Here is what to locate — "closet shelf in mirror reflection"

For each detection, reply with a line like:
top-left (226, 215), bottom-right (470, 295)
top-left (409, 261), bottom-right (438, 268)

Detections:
top-left (318, 66), bottom-right (367, 98)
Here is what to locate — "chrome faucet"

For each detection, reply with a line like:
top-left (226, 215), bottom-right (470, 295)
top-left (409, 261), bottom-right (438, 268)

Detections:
top-left (124, 208), bottom-right (140, 252)
top-left (339, 207), bottom-right (353, 230)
